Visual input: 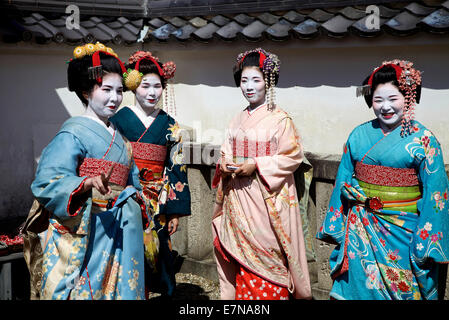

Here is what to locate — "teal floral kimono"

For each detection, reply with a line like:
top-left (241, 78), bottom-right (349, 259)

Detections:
top-left (31, 116), bottom-right (148, 300)
top-left (317, 119), bottom-right (449, 300)
top-left (110, 106), bottom-right (191, 297)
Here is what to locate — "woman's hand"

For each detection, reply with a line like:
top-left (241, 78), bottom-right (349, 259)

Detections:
top-left (234, 159), bottom-right (256, 177)
top-left (167, 214), bottom-right (180, 236)
top-left (220, 160), bottom-right (237, 178)
top-left (83, 165), bottom-right (114, 195)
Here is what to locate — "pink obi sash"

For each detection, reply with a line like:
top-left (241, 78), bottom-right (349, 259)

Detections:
top-left (355, 161), bottom-right (419, 187)
top-left (78, 158), bottom-right (130, 187)
top-left (232, 138), bottom-right (275, 158)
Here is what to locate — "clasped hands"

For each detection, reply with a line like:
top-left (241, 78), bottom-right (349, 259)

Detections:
top-left (220, 159), bottom-right (257, 177)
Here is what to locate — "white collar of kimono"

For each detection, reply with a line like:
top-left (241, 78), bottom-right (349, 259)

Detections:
top-left (127, 104), bottom-right (160, 128)
top-left (81, 114), bottom-right (115, 136)
top-left (247, 103), bottom-right (266, 115)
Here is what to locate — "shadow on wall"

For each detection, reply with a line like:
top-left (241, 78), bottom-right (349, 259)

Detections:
top-left (156, 42), bottom-right (449, 90)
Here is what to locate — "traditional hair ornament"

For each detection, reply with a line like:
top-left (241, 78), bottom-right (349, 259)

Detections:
top-left (124, 51), bottom-right (177, 115)
top-left (72, 42), bottom-right (118, 60)
top-left (236, 48), bottom-right (280, 110)
top-left (356, 59), bottom-right (422, 137)
top-left (71, 42), bottom-right (126, 84)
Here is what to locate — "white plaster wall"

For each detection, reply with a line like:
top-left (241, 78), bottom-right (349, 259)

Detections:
top-left (149, 38), bottom-right (449, 159)
top-left (0, 35), bottom-right (448, 218)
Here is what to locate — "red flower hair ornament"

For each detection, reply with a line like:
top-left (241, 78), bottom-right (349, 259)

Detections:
top-left (124, 51), bottom-right (177, 115)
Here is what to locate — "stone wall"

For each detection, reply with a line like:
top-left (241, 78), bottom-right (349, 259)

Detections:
top-left (172, 143), bottom-right (449, 300)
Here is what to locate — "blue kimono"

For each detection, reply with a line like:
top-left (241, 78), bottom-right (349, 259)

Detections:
top-left (317, 119), bottom-right (449, 300)
top-left (111, 106), bottom-right (191, 297)
top-left (31, 116), bottom-right (148, 300)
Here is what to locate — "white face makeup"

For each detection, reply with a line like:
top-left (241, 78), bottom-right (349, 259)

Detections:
top-left (372, 82), bottom-right (405, 132)
top-left (240, 66), bottom-right (266, 109)
top-left (135, 73), bottom-right (163, 110)
top-left (87, 72), bottom-right (123, 122)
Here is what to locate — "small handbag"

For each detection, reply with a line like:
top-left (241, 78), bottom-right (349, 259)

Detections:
top-left (21, 199), bottom-right (50, 300)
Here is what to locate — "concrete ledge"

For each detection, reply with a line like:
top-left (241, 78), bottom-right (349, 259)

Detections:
top-left (178, 257), bottom-right (219, 282)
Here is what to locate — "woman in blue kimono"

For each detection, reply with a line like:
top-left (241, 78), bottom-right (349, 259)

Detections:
top-left (28, 43), bottom-right (149, 300)
top-left (110, 51), bottom-right (191, 298)
top-left (317, 60), bottom-right (449, 300)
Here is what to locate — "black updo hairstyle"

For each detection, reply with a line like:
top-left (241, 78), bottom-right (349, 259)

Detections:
top-left (126, 58), bottom-right (167, 89)
top-left (362, 65), bottom-right (422, 108)
top-left (233, 51), bottom-right (279, 87)
top-left (68, 52), bottom-right (126, 105)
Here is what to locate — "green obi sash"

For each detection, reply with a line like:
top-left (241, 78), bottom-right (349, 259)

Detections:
top-left (358, 180), bottom-right (421, 213)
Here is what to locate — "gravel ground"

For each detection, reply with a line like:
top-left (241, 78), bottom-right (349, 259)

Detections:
top-left (148, 273), bottom-right (220, 300)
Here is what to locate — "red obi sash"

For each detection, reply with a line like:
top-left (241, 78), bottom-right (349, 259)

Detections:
top-left (78, 158), bottom-right (130, 187)
top-left (355, 162), bottom-right (419, 187)
top-left (131, 142), bottom-right (167, 181)
top-left (232, 138), bottom-right (275, 158)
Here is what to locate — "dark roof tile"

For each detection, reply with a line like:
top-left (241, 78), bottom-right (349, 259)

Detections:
top-left (350, 15), bottom-right (388, 36)
top-left (241, 20), bottom-right (268, 41)
top-left (444, 1), bottom-right (449, 10)
top-left (148, 18), bottom-right (166, 29)
top-left (377, 5), bottom-right (401, 18)
top-left (404, 2), bottom-right (437, 16)
top-left (321, 15), bottom-right (354, 37)
top-left (82, 17), bottom-right (122, 44)
top-left (2, 1), bottom-right (449, 45)
top-left (152, 23), bottom-right (177, 41)
top-left (233, 13), bottom-right (255, 25)
top-left (384, 11), bottom-right (422, 34)
top-left (211, 15), bottom-right (230, 27)
top-left (164, 16), bottom-right (187, 28)
top-left (307, 9), bottom-right (334, 22)
top-left (215, 20), bottom-right (243, 40)
top-left (265, 18), bottom-right (292, 41)
top-left (48, 17), bottom-right (90, 43)
top-left (419, 8), bottom-right (449, 31)
top-left (292, 19), bottom-right (320, 39)
top-left (171, 23), bottom-right (197, 41)
top-left (338, 7), bottom-right (366, 20)
top-left (193, 22), bottom-right (220, 41)
top-left (256, 12), bottom-right (280, 25)
top-left (282, 10), bottom-right (305, 24)
top-left (189, 17), bottom-right (208, 28)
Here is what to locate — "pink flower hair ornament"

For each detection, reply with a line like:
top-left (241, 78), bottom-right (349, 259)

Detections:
top-left (124, 51), bottom-right (178, 115)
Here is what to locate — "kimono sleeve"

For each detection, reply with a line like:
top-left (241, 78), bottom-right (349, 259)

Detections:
top-left (162, 121), bottom-right (191, 217)
top-left (253, 117), bottom-right (303, 193)
top-left (127, 160), bottom-right (142, 191)
top-left (31, 131), bottom-right (88, 219)
top-left (316, 137), bottom-right (355, 245)
top-left (411, 132), bottom-right (449, 265)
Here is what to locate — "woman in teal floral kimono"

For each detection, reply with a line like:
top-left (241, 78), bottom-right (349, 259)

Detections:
top-left (317, 60), bottom-right (449, 300)
top-left (28, 43), bottom-right (149, 300)
top-left (110, 51), bottom-right (191, 298)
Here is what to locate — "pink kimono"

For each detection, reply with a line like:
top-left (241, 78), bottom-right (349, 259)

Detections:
top-left (212, 105), bottom-right (312, 300)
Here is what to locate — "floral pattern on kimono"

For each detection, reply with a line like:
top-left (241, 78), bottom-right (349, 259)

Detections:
top-left (212, 105), bottom-right (312, 299)
top-left (317, 119), bottom-right (449, 300)
top-left (31, 116), bottom-right (148, 300)
top-left (111, 107), bottom-right (191, 220)
top-left (110, 106), bottom-right (191, 296)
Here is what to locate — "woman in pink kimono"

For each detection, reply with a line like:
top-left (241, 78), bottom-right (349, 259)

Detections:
top-left (212, 48), bottom-right (312, 300)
